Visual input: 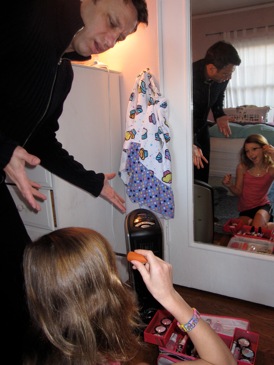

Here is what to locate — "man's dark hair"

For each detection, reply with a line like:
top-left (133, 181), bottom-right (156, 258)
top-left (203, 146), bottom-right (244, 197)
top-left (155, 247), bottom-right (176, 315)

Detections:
top-left (204, 41), bottom-right (241, 70)
top-left (129, 0), bottom-right (148, 25)
top-left (93, 1), bottom-right (148, 27)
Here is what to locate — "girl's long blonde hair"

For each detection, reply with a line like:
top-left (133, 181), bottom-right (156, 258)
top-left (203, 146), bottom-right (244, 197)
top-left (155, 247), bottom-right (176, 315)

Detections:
top-left (23, 227), bottom-right (143, 365)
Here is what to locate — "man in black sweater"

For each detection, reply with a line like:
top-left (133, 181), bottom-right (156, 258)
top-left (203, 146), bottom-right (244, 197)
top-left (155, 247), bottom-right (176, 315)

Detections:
top-left (193, 41), bottom-right (241, 183)
top-left (0, 1), bottom-right (148, 363)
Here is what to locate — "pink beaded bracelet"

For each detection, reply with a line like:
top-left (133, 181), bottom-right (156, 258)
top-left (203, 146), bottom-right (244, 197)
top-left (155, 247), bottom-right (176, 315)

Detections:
top-left (177, 308), bottom-right (201, 332)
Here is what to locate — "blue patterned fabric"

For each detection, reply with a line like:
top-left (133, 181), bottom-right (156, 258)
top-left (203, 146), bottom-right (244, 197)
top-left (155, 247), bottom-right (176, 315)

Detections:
top-left (119, 69), bottom-right (175, 219)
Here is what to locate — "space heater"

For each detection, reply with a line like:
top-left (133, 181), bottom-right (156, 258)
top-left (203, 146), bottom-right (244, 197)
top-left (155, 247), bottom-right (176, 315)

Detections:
top-left (125, 208), bottom-right (163, 320)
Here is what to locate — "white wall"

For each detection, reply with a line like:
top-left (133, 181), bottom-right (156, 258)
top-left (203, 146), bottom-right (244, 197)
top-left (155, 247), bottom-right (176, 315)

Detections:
top-left (192, 3), bottom-right (274, 61)
top-left (98, 0), bottom-right (160, 126)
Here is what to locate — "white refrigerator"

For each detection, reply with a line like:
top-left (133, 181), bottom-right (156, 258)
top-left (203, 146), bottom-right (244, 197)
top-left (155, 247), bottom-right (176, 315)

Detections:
top-left (8, 64), bottom-right (128, 277)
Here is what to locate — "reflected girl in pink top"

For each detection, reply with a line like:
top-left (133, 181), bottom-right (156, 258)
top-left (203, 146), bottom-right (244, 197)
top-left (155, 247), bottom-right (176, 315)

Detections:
top-left (222, 134), bottom-right (274, 228)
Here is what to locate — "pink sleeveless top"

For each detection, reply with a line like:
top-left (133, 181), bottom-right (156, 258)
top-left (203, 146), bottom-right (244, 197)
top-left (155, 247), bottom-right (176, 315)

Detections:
top-left (238, 170), bottom-right (273, 212)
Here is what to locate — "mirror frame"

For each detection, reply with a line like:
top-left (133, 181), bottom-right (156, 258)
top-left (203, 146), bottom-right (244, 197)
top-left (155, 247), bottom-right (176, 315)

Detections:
top-left (158, 0), bottom-right (274, 308)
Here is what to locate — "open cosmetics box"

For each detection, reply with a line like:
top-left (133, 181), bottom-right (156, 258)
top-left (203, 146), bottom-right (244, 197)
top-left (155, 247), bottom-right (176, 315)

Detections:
top-left (144, 309), bottom-right (259, 364)
top-left (223, 219), bottom-right (274, 255)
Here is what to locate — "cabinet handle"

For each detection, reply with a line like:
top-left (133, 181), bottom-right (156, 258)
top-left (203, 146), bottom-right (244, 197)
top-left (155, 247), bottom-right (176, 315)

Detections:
top-left (17, 204), bottom-right (25, 212)
top-left (50, 190), bottom-right (57, 227)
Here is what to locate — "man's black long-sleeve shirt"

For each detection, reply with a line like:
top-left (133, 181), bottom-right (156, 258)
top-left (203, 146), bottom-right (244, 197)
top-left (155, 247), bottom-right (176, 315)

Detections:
top-left (0, 0), bottom-right (104, 196)
top-left (193, 59), bottom-right (228, 146)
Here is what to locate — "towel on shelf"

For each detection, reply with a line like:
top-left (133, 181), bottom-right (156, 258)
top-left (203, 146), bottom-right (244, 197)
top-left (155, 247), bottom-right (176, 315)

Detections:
top-left (119, 69), bottom-right (175, 219)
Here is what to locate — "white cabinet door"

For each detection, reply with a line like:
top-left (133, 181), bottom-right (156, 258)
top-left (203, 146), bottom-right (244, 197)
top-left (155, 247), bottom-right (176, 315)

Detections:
top-left (7, 164), bottom-right (55, 241)
top-left (7, 185), bottom-right (56, 231)
top-left (24, 165), bottom-right (53, 188)
top-left (6, 165), bottom-right (53, 188)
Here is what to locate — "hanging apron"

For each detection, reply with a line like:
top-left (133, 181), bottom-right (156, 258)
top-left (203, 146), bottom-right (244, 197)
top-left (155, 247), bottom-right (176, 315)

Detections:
top-left (119, 69), bottom-right (175, 219)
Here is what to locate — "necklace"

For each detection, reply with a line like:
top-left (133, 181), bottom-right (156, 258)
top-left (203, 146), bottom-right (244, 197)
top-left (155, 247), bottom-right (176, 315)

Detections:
top-left (252, 167), bottom-right (266, 176)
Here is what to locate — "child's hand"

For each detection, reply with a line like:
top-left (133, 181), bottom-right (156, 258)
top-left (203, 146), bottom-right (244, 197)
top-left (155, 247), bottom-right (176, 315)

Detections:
top-left (263, 144), bottom-right (274, 159)
top-left (222, 173), bottom-right (232, 187)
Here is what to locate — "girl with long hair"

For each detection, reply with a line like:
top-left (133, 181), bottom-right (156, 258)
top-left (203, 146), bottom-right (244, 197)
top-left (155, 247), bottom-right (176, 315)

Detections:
top-left (222, 134), bottom-right (274, 227)
top-left (23, 227), bottom-right (235, 365)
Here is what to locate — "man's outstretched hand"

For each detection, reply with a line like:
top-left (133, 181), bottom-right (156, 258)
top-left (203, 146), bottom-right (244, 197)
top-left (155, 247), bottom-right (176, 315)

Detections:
top-left (100, 172), bottom-right (126, 213)
top-left (4, 146), bottom-right (47, 211)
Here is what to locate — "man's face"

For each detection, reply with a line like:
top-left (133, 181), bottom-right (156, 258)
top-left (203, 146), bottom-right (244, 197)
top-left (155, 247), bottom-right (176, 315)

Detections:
top-left (207, 64), bottom-right (236, 83)
top-left (72, 0), bottom-right (138, 57)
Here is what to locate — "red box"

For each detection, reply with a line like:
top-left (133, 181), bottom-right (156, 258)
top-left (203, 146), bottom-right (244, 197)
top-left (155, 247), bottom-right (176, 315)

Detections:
top-left (145, 310), bottom-right (259, 364)
top-left (223, 218), bottom-right (244, 234)
top-left (238, 225), bottom-right (272, 239)
top-left (157, 330), bottom-right (232, 361)
top-left (143, 309), bottom-right (177, 346)
top-left (158, 329), bottom-right (194, 361)
top-left (231, 328), bottom-right (259, 365)
top-left (228, 235), bottom-right (274, 254)
top-left (223, 221), bottom-right (273, 240)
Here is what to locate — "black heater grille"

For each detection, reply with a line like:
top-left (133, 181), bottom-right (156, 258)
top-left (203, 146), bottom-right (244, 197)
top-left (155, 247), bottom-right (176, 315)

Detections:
top-left (125, 209), bottom-right (163, 316)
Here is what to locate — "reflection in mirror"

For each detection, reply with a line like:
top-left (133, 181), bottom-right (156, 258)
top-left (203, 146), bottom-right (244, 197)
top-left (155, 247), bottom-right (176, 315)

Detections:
top-left (191, 0), bottom-right (274, 252)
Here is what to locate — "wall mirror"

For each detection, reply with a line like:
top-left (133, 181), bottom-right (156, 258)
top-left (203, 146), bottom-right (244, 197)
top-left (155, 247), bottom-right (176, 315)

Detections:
top-left (191, 0), bottom-right (274, 249)
top-left (99, 0), bottom-right (274, 306)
